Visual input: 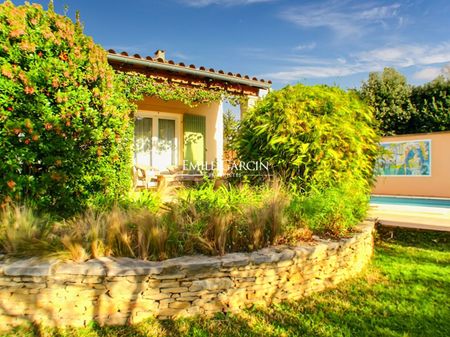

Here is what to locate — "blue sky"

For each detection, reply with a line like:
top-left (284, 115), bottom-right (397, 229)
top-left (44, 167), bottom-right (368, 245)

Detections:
top-left (13, 0), bottom-right (450, 89)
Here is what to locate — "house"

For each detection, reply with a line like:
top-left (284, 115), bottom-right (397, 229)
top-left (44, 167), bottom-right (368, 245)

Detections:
top-left (107, 50), bottom-right (271, 181)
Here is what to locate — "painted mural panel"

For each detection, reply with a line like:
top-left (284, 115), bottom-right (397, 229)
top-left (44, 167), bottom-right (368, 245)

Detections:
top-left (378, 140), bottom-right (431, 176)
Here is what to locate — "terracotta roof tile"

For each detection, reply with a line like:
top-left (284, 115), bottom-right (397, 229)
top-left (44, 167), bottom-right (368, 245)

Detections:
top-left (107, 49), bottom-right (271, 87)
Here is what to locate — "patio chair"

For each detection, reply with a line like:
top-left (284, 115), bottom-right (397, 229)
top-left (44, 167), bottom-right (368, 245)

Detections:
top-left (132, 165), bottom-right (159, 189)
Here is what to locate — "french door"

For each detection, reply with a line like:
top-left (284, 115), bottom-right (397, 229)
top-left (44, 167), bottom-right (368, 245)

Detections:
top-left (134, 116), bottom-right (178, 171)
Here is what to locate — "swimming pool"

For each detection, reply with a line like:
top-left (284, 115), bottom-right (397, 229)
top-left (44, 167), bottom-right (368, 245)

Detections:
top-left (370, 196), bottom-right (450, 209)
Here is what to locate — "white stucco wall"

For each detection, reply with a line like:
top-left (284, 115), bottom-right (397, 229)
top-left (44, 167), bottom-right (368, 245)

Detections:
top-left (239, 95), bottom-right (260, 119)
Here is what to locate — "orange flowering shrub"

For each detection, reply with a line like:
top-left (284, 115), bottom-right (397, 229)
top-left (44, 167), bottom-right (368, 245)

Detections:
top-left (0, 1), bottom-right (133, 214)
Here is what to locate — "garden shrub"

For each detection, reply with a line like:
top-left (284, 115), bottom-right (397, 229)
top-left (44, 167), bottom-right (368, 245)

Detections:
top-left (0, 1), bottom-right (133, 214)
top-left (286, 180), bottom-right (370, 235)
top-left (236, 84), bottom-right (379, 234)
top-left (236, 84), bottom-right (379, 193)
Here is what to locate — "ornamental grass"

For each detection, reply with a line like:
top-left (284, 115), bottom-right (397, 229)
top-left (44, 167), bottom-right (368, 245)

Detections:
top-left (0, 178), bottom-right (369, 262)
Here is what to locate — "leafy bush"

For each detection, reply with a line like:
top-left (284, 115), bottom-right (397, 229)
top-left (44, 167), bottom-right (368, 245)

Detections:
top-left (0, 1), bottom-right (133, 214)
top-left (287, 181), bottom-right (370, 236)
top-left (235, 84), bottom-right (378, 234)
top-left (236, 84), bottom-right (379, 193)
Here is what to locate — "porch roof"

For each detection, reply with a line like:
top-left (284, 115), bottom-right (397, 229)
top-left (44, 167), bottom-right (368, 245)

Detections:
top-left (107, 49), bottom-right (271, 97)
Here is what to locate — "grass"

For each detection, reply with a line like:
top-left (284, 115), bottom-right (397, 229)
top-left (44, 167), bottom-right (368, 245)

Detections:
top-left (2, 227), bottom-right (449, 337)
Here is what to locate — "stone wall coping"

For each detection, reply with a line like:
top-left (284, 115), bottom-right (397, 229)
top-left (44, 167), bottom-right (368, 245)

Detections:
top-left (0, 221), bottom-right (374, 277)
top-left (0, 221), bottom-right (375, 328)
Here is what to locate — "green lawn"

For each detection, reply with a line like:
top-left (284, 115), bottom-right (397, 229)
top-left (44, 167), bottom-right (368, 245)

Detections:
top-left (3, 227), bottom-right (450, 337)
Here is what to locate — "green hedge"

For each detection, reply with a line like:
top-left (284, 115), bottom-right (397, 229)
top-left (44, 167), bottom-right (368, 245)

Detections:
top-left (0, 1), bottom-right (133, 214)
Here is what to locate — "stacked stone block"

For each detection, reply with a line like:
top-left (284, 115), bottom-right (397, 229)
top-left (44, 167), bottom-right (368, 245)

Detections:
top-left (0, 221), bottom-right (374, 329)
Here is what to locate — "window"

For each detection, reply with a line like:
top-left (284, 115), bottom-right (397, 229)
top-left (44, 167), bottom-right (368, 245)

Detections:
top-left (134, 113), bottom-right (179, 171)
top-left (134, 117), bottom-right (152, 168)
top-left (157, 118), bottom-right (176, 169)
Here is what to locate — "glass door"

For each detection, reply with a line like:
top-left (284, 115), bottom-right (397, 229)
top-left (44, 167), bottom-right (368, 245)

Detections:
top-left (134, 117), bottom-right (153, 168)
top-left (156, 118), bottom-right (176, 170)
top-left (134, 115), bottom-right (178, 171)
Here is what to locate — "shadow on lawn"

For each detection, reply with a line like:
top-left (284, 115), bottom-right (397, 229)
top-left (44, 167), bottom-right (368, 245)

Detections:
top-left (132, 229), bottom-right (450, 337)
top-left (375, 224), bottom-right (450, 250)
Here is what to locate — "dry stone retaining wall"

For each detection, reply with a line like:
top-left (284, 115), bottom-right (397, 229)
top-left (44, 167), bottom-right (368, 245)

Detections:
top-left (0, 221), bottom-right (374, 329)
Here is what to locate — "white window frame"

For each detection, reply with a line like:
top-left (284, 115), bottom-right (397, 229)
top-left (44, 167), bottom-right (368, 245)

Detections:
top-left (135, 110), bottom-right (182, 170)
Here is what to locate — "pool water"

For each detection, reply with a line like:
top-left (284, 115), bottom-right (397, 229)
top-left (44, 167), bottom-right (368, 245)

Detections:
top-left (370, 196), bottom-right (450, 209)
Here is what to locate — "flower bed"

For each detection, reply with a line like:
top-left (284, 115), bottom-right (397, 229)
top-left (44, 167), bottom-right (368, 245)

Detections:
top-left (0, 221), bottom-right (374, 329)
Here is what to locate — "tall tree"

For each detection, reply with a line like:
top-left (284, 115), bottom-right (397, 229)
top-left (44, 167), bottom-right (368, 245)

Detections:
top-left (223, 109), bottom-right (238, 151)
top-left (410, 76), bottom-right (450, 133)
top-left (360, 67), bottom-right (415, 135)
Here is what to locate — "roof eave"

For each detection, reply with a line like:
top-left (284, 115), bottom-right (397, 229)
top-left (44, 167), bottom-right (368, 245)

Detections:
top-left (107, 53), bottom-right (271, 90)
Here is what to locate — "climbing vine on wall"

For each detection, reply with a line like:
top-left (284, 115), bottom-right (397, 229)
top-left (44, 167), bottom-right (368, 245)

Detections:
top-left (117, 71), bottom-right (241, 108)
